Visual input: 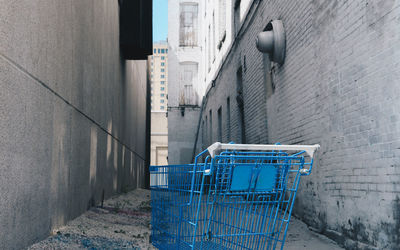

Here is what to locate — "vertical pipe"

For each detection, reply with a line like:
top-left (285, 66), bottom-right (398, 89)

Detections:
top-left (191, 97), bottom-right (205, 163)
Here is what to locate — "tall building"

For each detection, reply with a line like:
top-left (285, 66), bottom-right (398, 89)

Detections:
top-left (169, 0), bottom-right (400, 249)
top-left (149, 42), bottom-right (168, 165)
top-left (0, 1), bottom-right (152, 249)
top-left (150, 112), bottom-right (168, 166)
top-left (150, 42), bottom-right (168, 112)
top-left (168, 0), bottom-right (205, 164)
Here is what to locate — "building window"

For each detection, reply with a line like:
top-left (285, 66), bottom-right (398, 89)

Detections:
top-left (161, 75), bottom-right (165, 78)
top-left (217, 107), bottom-right (222, 142)
top-left (161, 68), bottom-right (165, 72)
top-left (209, 110), bottom-right (213, 144)
top-left (161, 56), bottom-right (165, 60)
top-left (208, 26), bottom-right (211, 67)
top-left (205, 37), bottom-right (208, 74)
top-left (161, 87), bottom-right (165, 91)
top-left (202, 120), bottom-right (205, 148)
top-left (212, 12), bottom-right (216, 60)
top-left (179, 3), bottom-right (198, 47)
top-left (154, 48), bottom-right (156, 53)
top-left (161, 93), bottom-right (165, 97)
top-left (227, 97), bottom-right (231, 141)
top-left (161, 49), bottom-right (165, 53)
top-left (161, 81), bottom-right (165, 85)
top-left (240, 0), bottom-right (252, 20)
top-left (236, 66), bottom-right (246, 143)
top-left (205, 116), bottom-right (208, 146)
top-left (161, 62), bottom-right (165, 66)
top-left (234, 0), bottom-right (241, 35)
top-left (179, 62), bottom-right (198, 105)
top-left (158, 49), bottom-right (160, 53)
top-left (218, 0), bottom-right (226, 42)
top-left (234, 0), bottom-right (251, 34)
top-left (161, 99), bottom-right (165, 103)
top-left (160, 106), bottom-right (165, 110)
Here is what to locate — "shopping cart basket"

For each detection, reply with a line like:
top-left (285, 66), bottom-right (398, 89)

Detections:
top-left (150, 142), bottom-right (320, 249)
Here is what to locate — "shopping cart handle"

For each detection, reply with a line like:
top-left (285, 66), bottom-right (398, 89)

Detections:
top-left (207, 142), bottom-right (320, 158)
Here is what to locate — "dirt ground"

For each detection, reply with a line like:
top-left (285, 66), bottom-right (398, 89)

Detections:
top-left (281, 216), bottom-right (343, 250)
top-left (29, 189), bottom-right (154, 250)
top-left (29, 188), bottom-right (342, 249)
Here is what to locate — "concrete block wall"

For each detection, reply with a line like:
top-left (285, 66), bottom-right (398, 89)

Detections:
top-left (168, 108), bottom-right (201, 164)
top-left (0, 1), bottom-right (149, 249)
top-left (200, 0), bottom-right (400, 249)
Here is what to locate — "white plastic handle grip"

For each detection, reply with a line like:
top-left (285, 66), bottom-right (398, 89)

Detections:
top-left (207, 142), bottom-right (320, 158)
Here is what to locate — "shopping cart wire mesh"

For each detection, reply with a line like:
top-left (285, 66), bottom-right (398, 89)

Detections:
top-left (150, 143), bottom-right (319, 249)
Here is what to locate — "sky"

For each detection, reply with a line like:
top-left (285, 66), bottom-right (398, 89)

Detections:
top-left (153, 0), bottom-right (168, 42)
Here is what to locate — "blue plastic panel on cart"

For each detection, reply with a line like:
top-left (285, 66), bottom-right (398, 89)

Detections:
top-left (255, 165), bottom-right (278, 191)
top-left (230, 164), bottom-right (277, 191)
top-left (230, 164), bottom-right (253, 191)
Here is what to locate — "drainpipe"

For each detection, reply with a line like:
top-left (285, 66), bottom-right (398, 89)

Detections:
top-left (191, 96), bottom-right (206, 163)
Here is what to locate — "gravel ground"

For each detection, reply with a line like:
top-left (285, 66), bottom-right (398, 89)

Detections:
top-left (29, 189), bottom-right (154, 250)
top-left (29, 188), bottom-right (342, 250)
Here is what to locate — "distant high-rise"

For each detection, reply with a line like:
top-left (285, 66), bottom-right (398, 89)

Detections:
top-left (149, 42), bottom-right (168, 111)
top-left (148, 42), bottom-right (168, 166)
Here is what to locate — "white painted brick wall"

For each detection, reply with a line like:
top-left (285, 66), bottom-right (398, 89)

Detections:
top-left (199, 0), bottom-right (400, 249)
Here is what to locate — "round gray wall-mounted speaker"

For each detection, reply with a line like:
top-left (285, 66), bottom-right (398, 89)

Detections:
top-left (256, 20), bottom-right (286, 64)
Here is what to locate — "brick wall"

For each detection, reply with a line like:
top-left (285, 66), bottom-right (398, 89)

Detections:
top-left (200, 0), bottom-right (400, 249)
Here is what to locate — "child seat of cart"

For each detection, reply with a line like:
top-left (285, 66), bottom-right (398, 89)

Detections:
top-left (210, 149), bottom-right (290, 198)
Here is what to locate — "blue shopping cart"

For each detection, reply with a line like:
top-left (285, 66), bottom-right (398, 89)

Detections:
top-left (150, 142), bottom-right (320, 249)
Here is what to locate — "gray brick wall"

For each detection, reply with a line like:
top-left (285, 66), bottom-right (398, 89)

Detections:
top-left (200, 0), bottom-right (400, 249)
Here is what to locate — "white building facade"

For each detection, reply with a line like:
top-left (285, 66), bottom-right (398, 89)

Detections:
top-left (167, 0), bottom-right (205, 164)
top-left (149, 42), bottom-right (169, 166)
top-left (167, 0), bottom-right (254, 163)
top-left (202, 0), bottom-right (253, 90)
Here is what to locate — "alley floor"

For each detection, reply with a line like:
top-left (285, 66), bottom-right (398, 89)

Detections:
top-left (29, 189), bottom-right (342, 250)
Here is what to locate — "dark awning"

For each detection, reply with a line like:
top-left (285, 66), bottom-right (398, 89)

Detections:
top-left (119, 0), bottom-right (153, 60)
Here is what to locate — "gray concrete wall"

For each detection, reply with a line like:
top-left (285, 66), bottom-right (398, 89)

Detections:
top-left (0, 1), bottom-right (148, 249)
top-left (168, 109), bottom-right (201, 165)
top-left (200, 0), bottom-right (400, 249)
